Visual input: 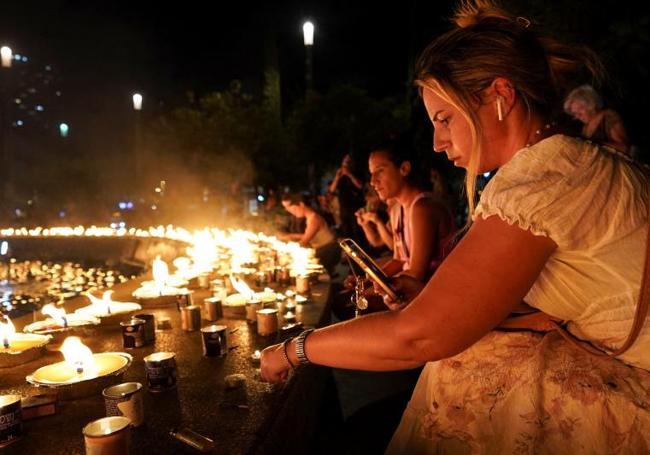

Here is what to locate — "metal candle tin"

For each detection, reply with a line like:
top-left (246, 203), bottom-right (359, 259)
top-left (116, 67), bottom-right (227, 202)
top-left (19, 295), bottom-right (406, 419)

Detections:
top-left (83, 416), bottom-right (131, 455)
top-left (133, 314), bottom-right (155, 345)
top-left (256, 308), bottom-right (279, 336)
top-left (296, 275), bottom-right (310, 294)
top-left (202, 297), bottom-right (223, 321)
top-left (175, 291), bottom-right (194, 311)
top-left (180, 305), bottom-right (201, 331)
top-left (120, 318), bottom-right (146, 348)
top-left (277, 267), bottom-right (291, 286)
top-left (200, 325), bottom-right (227, 357)
top-left (143, 352), bottom-right (177, 392)
top-left (197, 273), bottom-right (210, 289)
top-left (0, 395), bottom-right (22, 448)
top-left (264, 268), bottom-right (277, 284)
top-left (102, 382), bottom-right (144, 427)
top-left (245, 300), bottom-right (262, 323)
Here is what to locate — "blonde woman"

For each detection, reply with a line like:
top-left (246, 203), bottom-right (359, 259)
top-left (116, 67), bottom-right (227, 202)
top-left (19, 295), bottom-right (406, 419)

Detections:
top-left (262, 2), bottom-right (650, 453)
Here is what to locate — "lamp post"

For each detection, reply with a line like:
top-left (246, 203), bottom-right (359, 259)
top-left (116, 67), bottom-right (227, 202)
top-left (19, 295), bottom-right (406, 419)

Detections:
top-left (302, 21), bottom-right (314, 96)
top-left (1, 46), bottom-right (13, 211)
top-left (132, 93), bottom-right (143, 187)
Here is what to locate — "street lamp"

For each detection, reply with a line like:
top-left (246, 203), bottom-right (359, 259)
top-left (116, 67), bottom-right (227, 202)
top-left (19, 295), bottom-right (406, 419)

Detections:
top-left (0, 46), bottom-right (12, 68)
top-left (302, 21), bottom-right (314, 94)
top-left (132, 93), bottom-right (143, 186)
top-left (1, 45), bottom-right (13, 212)
top-left (132, 93), bottom-right (143, 111)
top-left (59, 123), bottom-right (69, 138)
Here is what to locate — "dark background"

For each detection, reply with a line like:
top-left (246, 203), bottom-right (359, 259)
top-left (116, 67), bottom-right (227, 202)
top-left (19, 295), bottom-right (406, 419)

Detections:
top-left (1, 0), bottom-right (649, 225)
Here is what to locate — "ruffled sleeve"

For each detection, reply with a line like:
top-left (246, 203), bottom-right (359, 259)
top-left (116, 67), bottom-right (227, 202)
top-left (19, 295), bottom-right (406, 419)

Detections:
top-left (474, 135), bottom-right (647, 249)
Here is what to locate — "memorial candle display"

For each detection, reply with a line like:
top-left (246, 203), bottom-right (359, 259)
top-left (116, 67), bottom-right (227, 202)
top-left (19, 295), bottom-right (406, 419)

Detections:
top-left (0, 315), bottom-right (51, 368)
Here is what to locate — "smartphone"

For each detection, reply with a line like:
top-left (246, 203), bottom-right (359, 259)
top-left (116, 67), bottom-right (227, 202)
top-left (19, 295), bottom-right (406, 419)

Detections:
top-left (339, 238), bottom-right (401, 301)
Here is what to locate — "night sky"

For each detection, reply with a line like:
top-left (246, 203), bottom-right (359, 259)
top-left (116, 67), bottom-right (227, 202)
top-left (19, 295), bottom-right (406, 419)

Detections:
top-left (1, 0), bottom-right (649, 194)
top-left (0, 1), bottom-right (452, 103)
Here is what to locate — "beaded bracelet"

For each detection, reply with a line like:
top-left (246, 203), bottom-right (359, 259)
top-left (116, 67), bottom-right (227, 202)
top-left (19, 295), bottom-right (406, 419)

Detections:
top-left (282, 338), bottom-right (296, 370)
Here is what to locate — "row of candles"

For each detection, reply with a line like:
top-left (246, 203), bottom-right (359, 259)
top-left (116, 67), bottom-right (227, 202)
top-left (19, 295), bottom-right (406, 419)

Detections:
top-left (0, 224), bottom-right (323, 450)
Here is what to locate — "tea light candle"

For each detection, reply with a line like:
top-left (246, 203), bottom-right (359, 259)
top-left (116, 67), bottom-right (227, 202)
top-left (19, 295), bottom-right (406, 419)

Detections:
top-left (256, 308), bottom-right (278, 336)
top-left (83, 416), bottom-right (131, 454)
top-left (250, 350), bottom-right (261, 364)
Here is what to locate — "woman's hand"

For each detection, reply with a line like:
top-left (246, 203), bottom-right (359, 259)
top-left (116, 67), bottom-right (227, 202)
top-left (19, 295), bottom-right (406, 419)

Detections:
top-left (379, 275), bottom-right (426, 311)
top-left (260, 343), bottom-right (292, 384)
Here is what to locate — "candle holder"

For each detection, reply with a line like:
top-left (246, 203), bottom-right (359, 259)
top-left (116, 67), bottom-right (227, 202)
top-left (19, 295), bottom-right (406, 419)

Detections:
top-left (0, 395), bottom-right (22, 448)
top-left (256, 308), bottom-right (279, 336)
top-left (83, 416), bottom-right (131, 454)
top-left (26, 352), bottom-right (133, 401)
top-left (0, 333), bottom-right (52, 369)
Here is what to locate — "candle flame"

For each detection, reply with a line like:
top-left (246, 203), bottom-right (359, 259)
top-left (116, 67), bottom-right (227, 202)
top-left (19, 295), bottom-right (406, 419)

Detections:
top-left (1, 315), bottom-right (16, 348)
top-left (173, 256), bottom-right (191, 277)
top-left (42, 304), bottom-right (68, 327)
top-left (152, 255), bottom-right (169, 287)
top-left (85, 290), bottom-right (115, 315)
top-left (60, 336), bottom-right (96, 376)
top-left (230, 275), bottom-right (255, 300)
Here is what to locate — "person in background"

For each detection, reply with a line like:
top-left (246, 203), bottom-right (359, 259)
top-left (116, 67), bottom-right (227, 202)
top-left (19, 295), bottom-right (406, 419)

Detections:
top-left (356, 194), bottom-right (397, 252)
top-left (280, 193), bottom-right (340, 274)
top-left (262, 2), bottom-right (650, 453)
top-left (328, 154), bottom-right (365, 243)
top-left (337, 137), bottom-right (457, 319)
top-left (564, 84), bottom-right (630, 155)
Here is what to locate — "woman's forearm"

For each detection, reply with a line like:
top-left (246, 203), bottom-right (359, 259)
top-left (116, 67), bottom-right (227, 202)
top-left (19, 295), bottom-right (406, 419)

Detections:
top-left (285, 311), bottom-right (426, 371)
top-left (361, 222), bottom-right (384, 247)
top-left (376, 221), bottom-right (394, 250)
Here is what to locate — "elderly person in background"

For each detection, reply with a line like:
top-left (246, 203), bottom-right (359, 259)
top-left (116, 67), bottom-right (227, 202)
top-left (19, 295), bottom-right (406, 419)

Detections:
top-left (564, 84), bottom-right (630, 155)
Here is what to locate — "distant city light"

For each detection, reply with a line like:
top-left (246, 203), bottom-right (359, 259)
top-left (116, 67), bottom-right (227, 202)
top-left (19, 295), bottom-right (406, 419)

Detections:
top-left (483, 172), bottom-right (491, 178)
top-left (154, 187), bottom-right (161, 193)
top-left (257, 194), bottom-right (265, 202)
top-left (16, 120), bottom-right (24, 126)
top-left (59, 210), bottom-right (66, 218)
top-left (127, 202), bottom-right (134, 209)
top-left (1, 46), bottom-right (12, 68)
top-left (303, 21), bottom-right (315, 46)
top-left (118, 202), bottom-right (127, 210)
top-left (35, 104), bottom-right (44, 112)
top-left (55, 91), bottom-right (62, 96)
top-left (13, 54), bottom-right (20, 60)
top-left (132, 93), bottom-right (143, 111)
top-left (45, 65), bottom-right (52, 71)
top-left (59, 122), bottom-right (69, 137)
top-left (21, 56), bottom-right (28, 62)
top-left (0, 241), bottom-right (8, 256)
top-left (14, 98), bottom-right (21, 104)
top-left (151, 204), bottom-right (157, 210)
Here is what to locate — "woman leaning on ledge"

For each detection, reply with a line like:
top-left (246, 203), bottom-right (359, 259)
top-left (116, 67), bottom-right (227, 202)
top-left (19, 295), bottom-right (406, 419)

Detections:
top-left (263, 1), bottom-right (650, 453)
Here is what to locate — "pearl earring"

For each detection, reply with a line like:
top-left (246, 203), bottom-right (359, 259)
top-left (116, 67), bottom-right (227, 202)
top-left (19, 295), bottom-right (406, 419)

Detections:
top-left (496, 95), bottom-right (504, 122)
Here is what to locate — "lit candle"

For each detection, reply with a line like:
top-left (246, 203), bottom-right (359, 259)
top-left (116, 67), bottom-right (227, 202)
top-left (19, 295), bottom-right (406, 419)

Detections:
top-left (76, 291), bottom-right (141, 319)
top-left (26, 336), bottom-right (132, 386)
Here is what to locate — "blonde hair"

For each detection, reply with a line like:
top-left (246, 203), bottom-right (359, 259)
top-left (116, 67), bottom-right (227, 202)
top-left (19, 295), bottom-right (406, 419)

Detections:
top-left (415, 0), bottom-right (604, 218)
